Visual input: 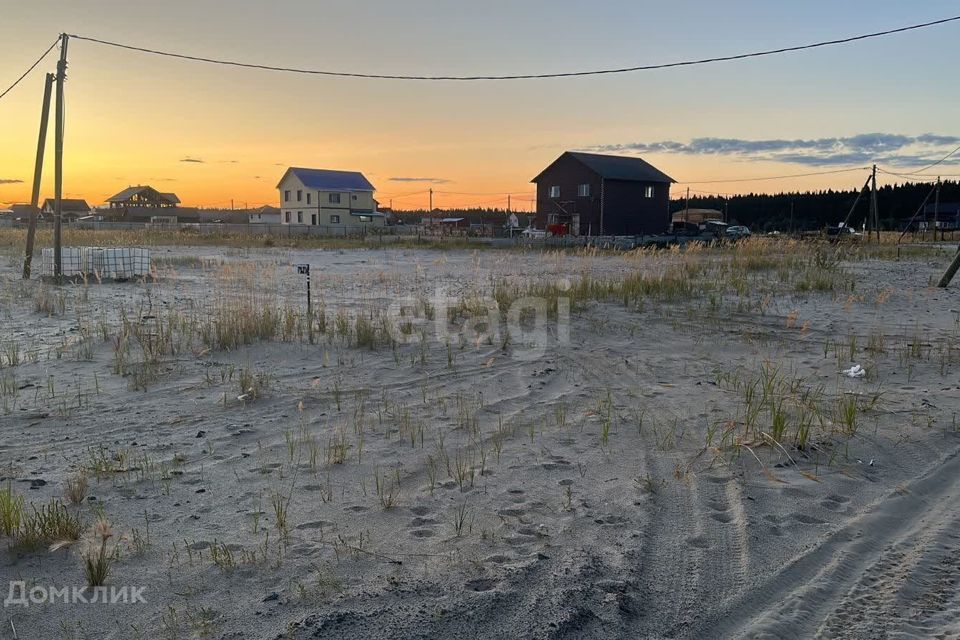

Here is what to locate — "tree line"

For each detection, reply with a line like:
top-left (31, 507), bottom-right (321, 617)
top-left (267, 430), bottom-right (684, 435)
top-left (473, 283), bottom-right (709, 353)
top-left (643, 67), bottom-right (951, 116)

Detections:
top-left (672, 180), bottom-right (960, 231)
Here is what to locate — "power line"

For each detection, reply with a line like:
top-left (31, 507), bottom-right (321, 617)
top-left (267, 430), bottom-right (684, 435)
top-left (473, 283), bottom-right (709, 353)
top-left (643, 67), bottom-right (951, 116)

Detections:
top-left (376, 188), bottom-right (430, 198)
top-left (0, 38), bottom-right (60, 101)
top-left (68, 15), bottom-right (960, 81)
top-left (877, 167), bottom-right (960, 181)
top-left (895, 144), bottom-right (960, 175)
top-left (678, 166), bottom-right (870, 185)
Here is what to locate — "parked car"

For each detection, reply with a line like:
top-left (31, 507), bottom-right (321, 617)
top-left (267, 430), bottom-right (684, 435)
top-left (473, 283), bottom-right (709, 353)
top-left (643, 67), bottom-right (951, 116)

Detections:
top-left (725, 225), bottom-right (752, 239)
top-left (826, 225), bottom-right (860, 241)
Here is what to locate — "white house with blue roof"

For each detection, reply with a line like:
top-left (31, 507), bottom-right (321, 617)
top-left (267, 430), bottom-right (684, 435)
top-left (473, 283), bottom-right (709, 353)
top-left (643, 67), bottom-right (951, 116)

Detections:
top-left (276, 167), bottom-right (385, 228)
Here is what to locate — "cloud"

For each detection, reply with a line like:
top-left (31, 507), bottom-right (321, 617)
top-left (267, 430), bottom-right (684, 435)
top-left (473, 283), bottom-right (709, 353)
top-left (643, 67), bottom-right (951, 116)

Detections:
top-left (180, 157), bottom-right (205, 163)
top-left (0, 178), bottom-right (24, 184)
top-left (389, 177), bottom-right (452, 184)
top-left (580, 133), bottom-right (960, 168)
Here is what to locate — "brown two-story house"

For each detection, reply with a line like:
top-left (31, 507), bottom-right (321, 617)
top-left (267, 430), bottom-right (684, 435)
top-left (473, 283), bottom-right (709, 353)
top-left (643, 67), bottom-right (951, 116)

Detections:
top-left (532, 151), bottom-right (675, 236)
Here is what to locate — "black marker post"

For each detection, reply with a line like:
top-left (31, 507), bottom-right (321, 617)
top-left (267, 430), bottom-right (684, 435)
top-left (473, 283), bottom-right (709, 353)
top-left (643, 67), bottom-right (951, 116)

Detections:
top-left (296, 264), bottom-right (312, 315)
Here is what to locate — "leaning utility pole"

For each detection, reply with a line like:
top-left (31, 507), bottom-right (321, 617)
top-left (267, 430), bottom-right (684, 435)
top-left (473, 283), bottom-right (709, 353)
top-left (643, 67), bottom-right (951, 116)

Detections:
top-left (22, 73), bottom-right (55, 280)
top-left (53, 33), bottom-right (69, 282)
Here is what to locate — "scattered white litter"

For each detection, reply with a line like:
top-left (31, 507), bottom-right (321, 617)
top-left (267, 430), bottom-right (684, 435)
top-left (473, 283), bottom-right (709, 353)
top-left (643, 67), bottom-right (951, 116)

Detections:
top-left (842, 364), bottom-right (866, 378)
top-left (237, 394), bottom-right (250, 402)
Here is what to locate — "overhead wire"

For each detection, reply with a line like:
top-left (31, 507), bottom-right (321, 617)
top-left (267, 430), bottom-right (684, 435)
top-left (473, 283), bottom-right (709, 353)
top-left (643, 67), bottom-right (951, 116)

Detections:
top-left (887, 144), bottom-right (960, 175)
top-left (0, 38), bottom-right (59, 101)
top-left (678, 166), bottom-right (870, 184)
top-left (66, 16), bottom-right (960, 81)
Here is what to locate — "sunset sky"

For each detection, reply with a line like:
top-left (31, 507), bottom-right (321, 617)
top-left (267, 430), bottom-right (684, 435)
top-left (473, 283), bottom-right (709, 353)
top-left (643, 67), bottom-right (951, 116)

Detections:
top-left (2, 1), bottom-right (960, 210)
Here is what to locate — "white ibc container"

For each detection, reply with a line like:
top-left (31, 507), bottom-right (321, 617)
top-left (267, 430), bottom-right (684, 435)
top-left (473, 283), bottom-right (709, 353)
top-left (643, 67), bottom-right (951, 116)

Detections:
top-left (83, 247), bottom-right (105, 276)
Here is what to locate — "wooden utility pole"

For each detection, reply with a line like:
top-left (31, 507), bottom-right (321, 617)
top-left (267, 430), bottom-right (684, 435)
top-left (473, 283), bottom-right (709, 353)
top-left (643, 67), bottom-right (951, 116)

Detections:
top-left (23, 73), bottom-right (54, 280)
top-left (53, 33), bottom-right (69, 281)
top-left (684, 187), bottom-right (690, 224)
top-left (507, 194), bottom-right (511, 213)
top-left (933, 177), bottom-right (941, 241)
top-left (428, 188), bottom-right (433, 213)
top-left (869, 164), bottom-right (879, 242)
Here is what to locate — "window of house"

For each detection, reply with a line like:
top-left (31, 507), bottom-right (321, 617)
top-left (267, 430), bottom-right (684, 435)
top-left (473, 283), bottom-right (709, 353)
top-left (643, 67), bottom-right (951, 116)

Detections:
top-left (330, 215), bottom-right (340, 224)
top-left (284, 211), bottom-right (290, 223)
top-left (358, 215), bottom-right (371, 222)
top-left (352, 194), bottom-right (358, 201)
top-left (644, 186), bottom-right (655, 198)
top-left (311, 213), bottom-right (317, 225)
top-left (297, 211), bottom-right (303, 223)
top-left (307, 193), bottom-right (312, 205)
top-left (578, 184), bottom-right (591, 197)
top-left (329, 193), bottom-right (341, 204)
top-left (284, 190), bottom-right (290, 202)
top-left (297, 190), bottom-right (302, 202)
top-left (549, 186), bottom-right (561, 199)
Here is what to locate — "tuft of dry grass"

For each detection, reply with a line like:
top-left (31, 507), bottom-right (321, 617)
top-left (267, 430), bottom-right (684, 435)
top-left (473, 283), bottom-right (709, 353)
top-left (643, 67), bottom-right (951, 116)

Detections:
top-left (14, 499), bottom-right (84, 551)
top-left (82, 519), bottom-right (114, 586)
top-left (64, 471), bottom-right (89, 505)
top-left (0, 482), bottom-right (24, 536)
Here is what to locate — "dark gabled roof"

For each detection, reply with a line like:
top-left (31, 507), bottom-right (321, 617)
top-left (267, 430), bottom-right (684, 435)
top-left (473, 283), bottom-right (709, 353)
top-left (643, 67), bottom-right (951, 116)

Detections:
top-left (107, 186), bottom-right (179, 204)
top-left (107, 186), bottom-right (153, 202)
top-left (278, 167), bottom-right (375, 192)
top-left (532, 151), bottom-right (676, 184)
top-left (41, 198), bottom-right (90, 212)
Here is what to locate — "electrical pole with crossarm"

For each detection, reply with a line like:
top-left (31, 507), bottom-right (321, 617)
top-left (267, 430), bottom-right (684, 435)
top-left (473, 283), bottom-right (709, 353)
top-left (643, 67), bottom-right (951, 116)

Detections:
top-left (53, 33), bottom-right (69, 281)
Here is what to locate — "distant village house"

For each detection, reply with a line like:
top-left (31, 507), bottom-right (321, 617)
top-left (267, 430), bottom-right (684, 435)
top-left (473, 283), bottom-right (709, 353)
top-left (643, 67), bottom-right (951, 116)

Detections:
top-left (105, 186), bottom-right (198, 223)
top-left (41, 198), bottom-right (91, 222)
top-left (277, 167), bottom-right (385, 228)
top-left (108, 186), bottom-right (180, 209)
top-left (249, 205), bottom-right (281, 224)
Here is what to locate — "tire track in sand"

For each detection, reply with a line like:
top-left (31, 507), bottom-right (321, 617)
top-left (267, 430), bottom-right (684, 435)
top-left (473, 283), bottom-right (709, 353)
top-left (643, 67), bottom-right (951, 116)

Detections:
top-left (695, 446), bottom-right (960, 639)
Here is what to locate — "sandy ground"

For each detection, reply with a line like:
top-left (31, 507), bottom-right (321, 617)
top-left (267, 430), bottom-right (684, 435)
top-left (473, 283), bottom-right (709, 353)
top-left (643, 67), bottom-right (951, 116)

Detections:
top-left (1, 244), bottom-right (959, 639)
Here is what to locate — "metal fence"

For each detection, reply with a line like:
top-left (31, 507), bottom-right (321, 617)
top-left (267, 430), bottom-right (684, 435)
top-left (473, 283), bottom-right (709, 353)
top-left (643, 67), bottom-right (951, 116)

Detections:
top-left (64, 221), bottom-right (419, 238)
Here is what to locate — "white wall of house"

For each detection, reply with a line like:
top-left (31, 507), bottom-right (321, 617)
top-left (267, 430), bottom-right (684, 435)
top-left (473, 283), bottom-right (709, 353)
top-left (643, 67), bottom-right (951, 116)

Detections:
top-left (250, 212), bottom-right (282, 224)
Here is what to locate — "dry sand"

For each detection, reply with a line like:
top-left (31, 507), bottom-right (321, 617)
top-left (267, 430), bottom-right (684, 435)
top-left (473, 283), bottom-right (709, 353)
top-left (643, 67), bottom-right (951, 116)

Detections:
top-left (1, 244), bottom-right (959, 639)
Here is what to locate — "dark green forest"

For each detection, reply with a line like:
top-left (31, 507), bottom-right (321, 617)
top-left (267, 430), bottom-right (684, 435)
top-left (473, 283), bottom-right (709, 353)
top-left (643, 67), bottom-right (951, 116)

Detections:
top-left (672, 180), bottom-right (960, 231)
